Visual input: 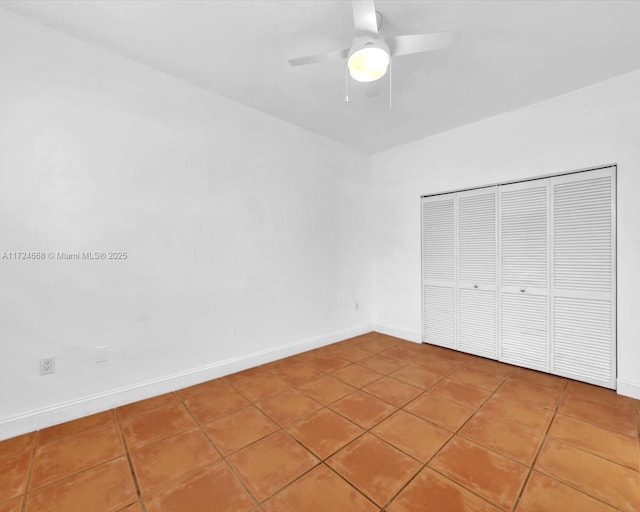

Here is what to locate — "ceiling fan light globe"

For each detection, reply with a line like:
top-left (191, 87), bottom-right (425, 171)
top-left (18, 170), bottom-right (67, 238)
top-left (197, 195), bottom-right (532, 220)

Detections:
top-left (347, 46), bottom-right (390, 82)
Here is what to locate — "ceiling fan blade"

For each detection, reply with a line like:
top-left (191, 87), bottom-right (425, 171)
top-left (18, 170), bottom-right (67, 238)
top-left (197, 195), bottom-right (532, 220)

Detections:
top-left (352, 0), bottom-right (378, 34)
top-left (390, 32), bottom-right (458, 57)
top-left (288, 48), bottom-right (349, 66)
top-left (364, 81), bottom-right (380, 98)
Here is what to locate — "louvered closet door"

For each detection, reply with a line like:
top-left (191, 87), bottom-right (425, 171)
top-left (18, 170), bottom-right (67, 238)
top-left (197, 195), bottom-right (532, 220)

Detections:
top-left (422, 195), bottom-right (456, 348)
top-left (551, 168), bottom-right (616, 388)
top-left (499, 181), bottom-right (549, 372)
top-left (456, 188), bottom-right (498, 358)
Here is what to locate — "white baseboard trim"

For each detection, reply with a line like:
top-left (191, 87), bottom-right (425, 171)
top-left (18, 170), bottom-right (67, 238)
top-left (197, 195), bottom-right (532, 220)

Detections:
top-left (0, 324), bottom-right (373, 441)
top-left (372, 324), bottom-right (421, 343)
top-left (616, 378), bottom-right (640, 400)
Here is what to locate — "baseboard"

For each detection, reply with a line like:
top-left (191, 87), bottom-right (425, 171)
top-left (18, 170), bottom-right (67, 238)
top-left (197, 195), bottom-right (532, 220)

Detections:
top-left (616, 378), bottom-right (640, 400)
top-left (372, 324), bottom-right (421, 343)
top-left (0, 324), bottom-right (373, 441)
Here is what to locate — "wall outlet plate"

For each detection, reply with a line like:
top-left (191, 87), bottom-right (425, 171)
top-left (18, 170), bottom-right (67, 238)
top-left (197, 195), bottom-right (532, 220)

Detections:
top-left (39, 357), bottom-right (55, 375)
top-left (96, 345), bottom-right (108, 363)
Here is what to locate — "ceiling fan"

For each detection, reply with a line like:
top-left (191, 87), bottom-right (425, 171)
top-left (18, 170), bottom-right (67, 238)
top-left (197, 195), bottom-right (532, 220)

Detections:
top-left (288, 0), bottom-right (457, 99)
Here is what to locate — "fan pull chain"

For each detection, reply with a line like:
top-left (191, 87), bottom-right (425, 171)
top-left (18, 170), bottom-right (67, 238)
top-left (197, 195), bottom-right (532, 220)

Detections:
top-left (389, 59), bottom-right (392, 111)
top-left (345, 63), bottom-right (349, 103)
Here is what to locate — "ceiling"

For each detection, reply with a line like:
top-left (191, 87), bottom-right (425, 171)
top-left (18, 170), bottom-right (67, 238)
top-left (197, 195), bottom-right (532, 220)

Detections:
top-left (2, 0), bottom-right (640, 153)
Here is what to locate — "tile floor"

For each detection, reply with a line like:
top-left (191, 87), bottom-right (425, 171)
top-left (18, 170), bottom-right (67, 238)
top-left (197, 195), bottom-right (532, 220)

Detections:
top-left (1, 332), bottom-right (639, 511)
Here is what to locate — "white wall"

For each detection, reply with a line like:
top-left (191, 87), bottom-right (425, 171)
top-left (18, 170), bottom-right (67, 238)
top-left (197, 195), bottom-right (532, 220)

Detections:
top-left (0, 10), bottom-right (372, 439)
top-left (372, 69), bottom-right (640, 398)
top-left (2, 7), bottom-right (638, 441)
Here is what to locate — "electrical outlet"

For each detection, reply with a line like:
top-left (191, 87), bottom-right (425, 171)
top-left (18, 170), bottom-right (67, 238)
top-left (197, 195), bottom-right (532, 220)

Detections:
top-left (96, 345), bottom-right (108, 363)
top-left (39, 357), bottom-right (55, 375)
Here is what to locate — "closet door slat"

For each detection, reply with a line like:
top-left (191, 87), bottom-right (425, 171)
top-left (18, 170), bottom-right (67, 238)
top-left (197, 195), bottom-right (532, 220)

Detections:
top-left (423, 285), bottom-right (456, 348)
top-left (458, 288), bottom-right (497, 358)
top-left (501, 292), bottom-right (548, 371)
top-left (501, 185), bottom-right (548, 289)
top-left (458, 192), bottom-right (497, 285)
top-left (423, 198), bottom-right (455, 282)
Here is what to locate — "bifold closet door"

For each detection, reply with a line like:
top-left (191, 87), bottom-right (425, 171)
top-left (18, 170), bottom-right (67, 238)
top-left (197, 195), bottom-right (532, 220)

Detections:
top-left (456, 188), bottom-right (498, 358)
top-left (422, 195), bottom-right (456, 348)
top-left (499, 181), bottom-right (549, 372)
top-left (551, 168), bottom-right (616, 388)
top-left (422, 166), bottom-right (616, 389)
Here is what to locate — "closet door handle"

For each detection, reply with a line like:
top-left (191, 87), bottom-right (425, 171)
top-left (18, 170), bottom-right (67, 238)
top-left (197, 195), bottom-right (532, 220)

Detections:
top-left (520, 288), bottom-right (526, 293)
top-left (474, 284), bottom-right (479, 289)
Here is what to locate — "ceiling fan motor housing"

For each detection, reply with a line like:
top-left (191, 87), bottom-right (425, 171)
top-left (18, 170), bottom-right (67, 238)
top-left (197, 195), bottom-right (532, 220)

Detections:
top-left (348, 36), bottom-right (390, 60)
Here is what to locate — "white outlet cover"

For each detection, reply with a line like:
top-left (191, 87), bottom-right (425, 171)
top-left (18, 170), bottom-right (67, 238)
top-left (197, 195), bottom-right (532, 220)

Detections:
top-left (39, 357), bottom-right (55, 375)
top-left (96, 345), bottom-right (109, 363)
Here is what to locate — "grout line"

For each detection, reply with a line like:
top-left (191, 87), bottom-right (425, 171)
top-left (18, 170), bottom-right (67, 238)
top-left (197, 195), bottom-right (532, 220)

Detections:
top-left (180, 392), bottom-right (282, 506)
top-left (115, 410), bottom-right (146, 512)
top-left (426, 465), bottom-right (505, 511)
top-left (440, 364), bottom-right (508, 435)
top-left (19, 431), bottom-right (39, 512)
top-left (118, 427), bottom-right (195, 454)
top-left (380, 351), bottom-right (534, 511)
top-left (545, 417), bottom-right (640, 470)
top-left (510, 378), bottom-right (569, 511)
top-left (178, 393), bottom-right (226, 461)
top-left (233, 431), bottom-right (317, 507)
top-left (20, 421), bottom-right (128, 490)
top-left (520, 381), bottom-right (633, 512)
top-left (381, 358), bottom-right (466, 507)
top-left (265, 344), bottom-right (418, 509)
top-left (321, 462), bottom-right (383, 511)
top-left (637, 412), bottom-right (640, 471)
top-left (323, 348), bottom-right (464, 509)
top-left (205, 416), bottom-right (277, 458)
top-left (523, 468), bottom-right (628, 512)
top-left (114, 393), bottom-right (181, 424)
top-left (256, 456), bottom-right (320, 506)
top-left (27, 451), bottom-right (129, 492)
top-left (368, 441), bottom-right (428, 510)
top-left (177, 392), bottom-right (263, 509)
top-left (381, 369), bottom-right (507, 509)
top-left (222, 457), bottom-right (264, 509)
top-left (324, 391), bottom-right (396, 432)
top-left (555, 408), bottom-right (639, 438)
top-left (180, 366), bottom-right (379, 509)
top-left (131, 460), bottom-right (237, 507)
top-left (115, 498), bottom-right (147, 512)
top-left (400, 392), bottom-right (464, 432)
